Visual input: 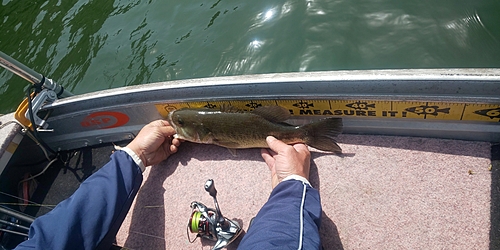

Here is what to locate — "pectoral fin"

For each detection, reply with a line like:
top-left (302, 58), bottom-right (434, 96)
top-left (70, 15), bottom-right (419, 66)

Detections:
top-left (227, 148), bottom-right (238, 157)
top-left (212, 138), bottom-right (241, 149)
top-left (212, 139), bottom-right (238, 156)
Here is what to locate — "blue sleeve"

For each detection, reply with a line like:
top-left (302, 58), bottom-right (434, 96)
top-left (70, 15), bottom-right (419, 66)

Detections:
top-left (14, 150), bottom-right (143, 250)
top-left (238, 179), bottom-right (322, 250)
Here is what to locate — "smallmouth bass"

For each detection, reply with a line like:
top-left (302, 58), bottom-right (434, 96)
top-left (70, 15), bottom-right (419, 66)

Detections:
top-left (167, 105), bottom-right (342, 153)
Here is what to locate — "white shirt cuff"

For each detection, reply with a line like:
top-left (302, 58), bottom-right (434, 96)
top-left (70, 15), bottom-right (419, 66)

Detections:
top-left (281, 174), bottom-right (311, 186)
top-left (119, 147), bottom-right (146, 172)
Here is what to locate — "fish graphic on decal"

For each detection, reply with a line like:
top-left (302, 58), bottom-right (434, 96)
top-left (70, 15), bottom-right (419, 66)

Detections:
top-left (405, 105), bottom-right (450, 116)
top-left (474, 107), bottom-right (500, 119)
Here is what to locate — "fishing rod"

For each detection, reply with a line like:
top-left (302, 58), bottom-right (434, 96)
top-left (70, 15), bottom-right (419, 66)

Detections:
top-left (0, 50), bottom-right (75, 160)
top-left (0, 51), bottom-right (72, 98)
top-left (0, 51), bottom-right (72, 131)
top-left (0, 205), bottom-right (33, 243)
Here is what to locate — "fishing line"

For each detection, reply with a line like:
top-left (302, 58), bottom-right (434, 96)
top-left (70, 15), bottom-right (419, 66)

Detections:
top-left (129, 230), bottom-right (166, 240)
top-left (0, 203), bottom-right (55, 208)
top-left (0, 190), bottom-right (53, 211)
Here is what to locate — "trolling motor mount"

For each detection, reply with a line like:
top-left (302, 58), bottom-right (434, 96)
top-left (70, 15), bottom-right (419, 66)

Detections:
top-left (188, 179), bottom-right (242, 250)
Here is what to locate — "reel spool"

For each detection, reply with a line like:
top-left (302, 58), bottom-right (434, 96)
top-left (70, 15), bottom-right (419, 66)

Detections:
top-left (188, 210), bottom-right (214, 238)
top-left (187, 179), bottom-right (242, 250)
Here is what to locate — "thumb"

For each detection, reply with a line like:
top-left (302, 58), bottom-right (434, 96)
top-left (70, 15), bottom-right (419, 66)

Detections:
top-left (266, 136), bottom-right (287, 153)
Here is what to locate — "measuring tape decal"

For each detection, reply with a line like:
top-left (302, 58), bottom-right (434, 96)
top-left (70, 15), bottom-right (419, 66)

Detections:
top-left (155, 100), bottom-right (500, 123)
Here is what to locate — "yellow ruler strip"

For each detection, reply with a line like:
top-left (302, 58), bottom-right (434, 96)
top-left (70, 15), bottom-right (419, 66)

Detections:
top-left (155, 100), bottom-right (500, 123)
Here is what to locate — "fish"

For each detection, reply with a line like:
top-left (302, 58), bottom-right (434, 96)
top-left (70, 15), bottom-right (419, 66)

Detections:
top-left (166, 105), bottom-right (342, 153)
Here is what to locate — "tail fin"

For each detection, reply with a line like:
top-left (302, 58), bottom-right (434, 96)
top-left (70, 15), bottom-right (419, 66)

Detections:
top-left (301, 118), bottom-right (343, 153)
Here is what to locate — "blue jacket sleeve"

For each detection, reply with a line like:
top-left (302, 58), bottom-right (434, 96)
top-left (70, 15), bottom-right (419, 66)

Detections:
top-left (14, 150), bottom-right (143, 250)
top-left (238, 179), bottom-right (322, 250)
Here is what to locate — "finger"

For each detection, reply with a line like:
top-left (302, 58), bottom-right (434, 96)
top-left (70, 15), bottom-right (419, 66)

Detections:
top-left (172, 138), bottom-right (181, 147)
top-left (266, 136), bottom-right (288, 153)
top-left (292, 143), bottom-right (309, 153)
top-left (161, 120), bottom-right (171, 126)
top-left (169, 144), bottom-right (178, 153)
top-left (260, 148), bottom-right (275, 168)
top-left (157, 125), bottom-right (176, 137)
top-left (294, 144), bottom-right (311, 160)
top-left (150, 120), bottom-right (167, 127)
top-left (260, 148), bottom-right (272, 162)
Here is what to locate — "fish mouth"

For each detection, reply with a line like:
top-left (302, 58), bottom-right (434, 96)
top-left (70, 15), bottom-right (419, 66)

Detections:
top-left (166, 111), bottom-right (180, 137)
top-left (166, 111), bottom-right (176, 128)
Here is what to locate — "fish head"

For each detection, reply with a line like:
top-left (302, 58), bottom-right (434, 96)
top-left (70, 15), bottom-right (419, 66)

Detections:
top-left (166, 108), bottom-right (208, 143)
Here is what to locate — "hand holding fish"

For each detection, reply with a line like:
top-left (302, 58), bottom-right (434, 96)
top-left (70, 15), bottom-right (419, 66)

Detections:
top-left (261, 136), bottom-right (311, 189)
top-left (126, 120), bottom-right (182, 167)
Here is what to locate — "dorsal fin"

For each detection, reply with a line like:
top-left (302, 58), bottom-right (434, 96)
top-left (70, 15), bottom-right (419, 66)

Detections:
top-left (251, 106), bottom-right (291, 122)
top-left (219, 104), bottom-right (243, 113)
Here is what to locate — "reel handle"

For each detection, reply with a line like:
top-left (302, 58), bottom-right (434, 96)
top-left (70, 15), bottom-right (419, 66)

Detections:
top-left (205, 179), bottom-right (217, 198)
top-left (204, 179), bottom-right (229, 229)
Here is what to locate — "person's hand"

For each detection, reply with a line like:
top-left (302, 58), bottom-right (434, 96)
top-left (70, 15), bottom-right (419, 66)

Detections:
top-left (126, 120), bottom-right (181, 167)
top-left (261, 136), bottom-right (311, 189)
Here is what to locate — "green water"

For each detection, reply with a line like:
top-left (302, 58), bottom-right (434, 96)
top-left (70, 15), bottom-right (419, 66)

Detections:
top-left (1, 0), bottom-right (499, 113)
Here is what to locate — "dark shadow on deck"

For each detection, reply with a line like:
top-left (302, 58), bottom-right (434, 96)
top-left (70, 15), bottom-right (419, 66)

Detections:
top-left (490, 143), bottom-right (500, 250)
top-left (310, 157), bottom-right (344, 250)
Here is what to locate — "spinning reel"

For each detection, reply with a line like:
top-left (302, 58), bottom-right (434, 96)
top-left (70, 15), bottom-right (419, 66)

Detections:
top-left (187, 179), bottom-right (242, 250)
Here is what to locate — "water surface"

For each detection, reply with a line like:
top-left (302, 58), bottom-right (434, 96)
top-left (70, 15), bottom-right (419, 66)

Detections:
top-left (1, 0), bottom-right (499, 113)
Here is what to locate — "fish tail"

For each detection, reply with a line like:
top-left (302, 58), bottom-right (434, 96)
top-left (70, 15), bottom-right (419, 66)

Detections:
top-left (302, 118), bottom-right (343, 153)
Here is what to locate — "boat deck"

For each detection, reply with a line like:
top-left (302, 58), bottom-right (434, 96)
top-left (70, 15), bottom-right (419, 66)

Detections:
top-left (109, 135), bottom-right (495, 249)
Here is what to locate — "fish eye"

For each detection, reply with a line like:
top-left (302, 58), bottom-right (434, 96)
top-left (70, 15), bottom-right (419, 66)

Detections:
top-left (176, 117), bottom-right (184, 126)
